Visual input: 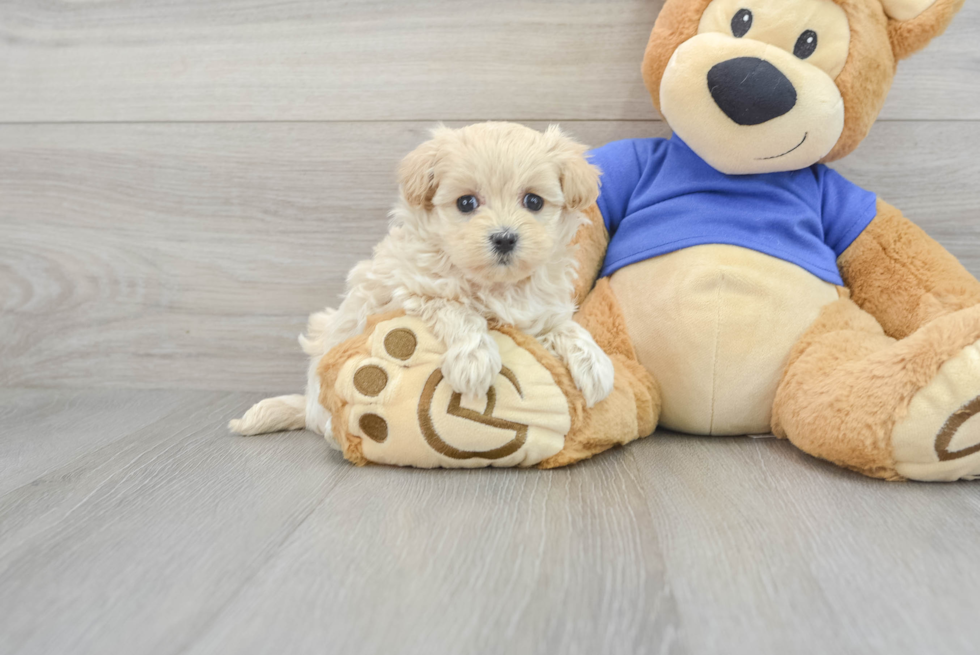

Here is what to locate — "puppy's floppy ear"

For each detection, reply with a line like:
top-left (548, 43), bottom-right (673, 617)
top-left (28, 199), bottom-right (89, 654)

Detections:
top-left (883, 0), bottom-right (963, 61)
top-left (397, 127), bottom-right (447, 209)
top-left (545, 125), bottom-right (601, 212)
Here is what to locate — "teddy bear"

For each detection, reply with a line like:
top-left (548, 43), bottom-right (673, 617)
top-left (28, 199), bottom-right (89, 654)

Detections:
top-left (317, 0), bottom-right (979, 481)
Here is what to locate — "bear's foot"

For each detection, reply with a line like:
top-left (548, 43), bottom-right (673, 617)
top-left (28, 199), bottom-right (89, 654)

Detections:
top-left (774, 300), bottom-right (980, 482)
top-left (893, 341), bottom-right (980, 481)
top-left (318, 315), bottom-right (579, 468)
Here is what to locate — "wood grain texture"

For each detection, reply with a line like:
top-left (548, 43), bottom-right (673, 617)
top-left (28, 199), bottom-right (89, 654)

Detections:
top-left (629, 433), bottom-right (980, 654)
top-left (0, 388), bottom-right (194, 494)
top-left (0, 0), bottom-right (975, 123)
top-left (1, 390), bottom-right (978, 655)
top-left (184, 447), bottom-right (681, 655)
top-left (0, 391), bottom-right (347, 655)
top-left (2, 120), bottom-right (979, 391)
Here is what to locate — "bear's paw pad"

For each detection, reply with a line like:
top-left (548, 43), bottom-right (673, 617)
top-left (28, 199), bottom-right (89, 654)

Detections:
top-left (329, 316), bottom-right (571, 468)
top-left (893, 341), bottom-right (980, 481)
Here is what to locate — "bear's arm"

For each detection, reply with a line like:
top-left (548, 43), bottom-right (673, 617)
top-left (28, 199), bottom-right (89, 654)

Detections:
top-left (571, 203), bottom-right (611, 307)
top-left (838, 199), bottom-right (980, 339)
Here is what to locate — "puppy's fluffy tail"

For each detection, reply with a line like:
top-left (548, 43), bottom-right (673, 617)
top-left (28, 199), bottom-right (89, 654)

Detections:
top-left (229, 394), bottom-right (306, 436)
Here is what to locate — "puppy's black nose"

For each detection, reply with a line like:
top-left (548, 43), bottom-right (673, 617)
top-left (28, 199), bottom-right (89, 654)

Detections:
top-left (707, 57), bottom-right (796, 126)
top-left (490, 230), bottom-right (519, 256)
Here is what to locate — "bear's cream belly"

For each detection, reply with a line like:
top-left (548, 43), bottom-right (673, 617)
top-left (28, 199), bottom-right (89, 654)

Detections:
top-left (609, 244), bottom-right (840, 435)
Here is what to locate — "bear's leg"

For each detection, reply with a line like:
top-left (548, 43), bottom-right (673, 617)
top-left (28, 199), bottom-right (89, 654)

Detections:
top-left (839, 201), bottom-right (980, 339)
top-left (538, 278), bottom-right (661, 468)
top-left (772, 294), bottom-right (980, 481)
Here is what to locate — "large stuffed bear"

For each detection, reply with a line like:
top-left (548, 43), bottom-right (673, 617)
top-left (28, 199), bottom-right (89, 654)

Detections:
top-left (317, 0), bottom-right (979, 481)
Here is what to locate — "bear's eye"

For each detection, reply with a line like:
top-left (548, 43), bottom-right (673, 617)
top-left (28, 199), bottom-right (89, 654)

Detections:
top-left (794, 30), bottom-right (818, 59)
top-left (456, 195), bottom-right (480, 213)
top-left (523, 193), bottom-right (544, 212)
top-left (731, 9), bottom-right (752, 38)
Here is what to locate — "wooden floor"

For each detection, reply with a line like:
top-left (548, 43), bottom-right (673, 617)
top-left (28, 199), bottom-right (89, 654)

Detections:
top-left (2, 2), bottom-right (980, 653)
top-left (3, 390), bottom-right (980, 654)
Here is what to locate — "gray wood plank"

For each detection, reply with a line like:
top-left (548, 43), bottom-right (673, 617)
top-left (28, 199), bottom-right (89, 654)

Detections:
top-left (0, 390), bottom-right (348, 655)
top-left (0, 388), bottom-right (197, 494)
top-left (2, 119), bottom-right (978, 391)
top-left (3, 390), bottom-right (977, 655)
top-left (0, 0), bottom-right (975, 122)
top-left (629, 433), bottom-right (980, 655)
top-left (2, 120), bottom-right (979, 391)
top-left (147, 445), bottom-right (682, 655)
top-left (0, 389), bottom-right (681, 655)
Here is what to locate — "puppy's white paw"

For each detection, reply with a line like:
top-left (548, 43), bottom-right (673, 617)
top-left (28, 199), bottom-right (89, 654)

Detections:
top-left (441, 333), bottom-right (503, 399)
top-left (567, 341), bottom-right (616, 408)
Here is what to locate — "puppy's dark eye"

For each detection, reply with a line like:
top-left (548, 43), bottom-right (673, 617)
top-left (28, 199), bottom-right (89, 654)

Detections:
top-left (794, 30), bottom-right (817, 59)
top-left (523, 193), bottom-right (544, 212)
top-left (731, 9), bottom-right (752, 38)
top-left (456, 195), bottom-right (479, 213)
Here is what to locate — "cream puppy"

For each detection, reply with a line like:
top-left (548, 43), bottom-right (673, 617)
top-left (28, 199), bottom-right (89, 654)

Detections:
top-left (231, 122), bottom-right (614, 438)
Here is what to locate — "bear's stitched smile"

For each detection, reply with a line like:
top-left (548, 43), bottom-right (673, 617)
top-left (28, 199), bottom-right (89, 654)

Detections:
top-left (757, 132), bottom-right (808, 160)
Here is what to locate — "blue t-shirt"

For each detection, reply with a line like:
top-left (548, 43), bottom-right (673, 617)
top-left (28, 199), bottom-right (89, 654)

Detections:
top-left (588, 136), bottom-right (878, 285)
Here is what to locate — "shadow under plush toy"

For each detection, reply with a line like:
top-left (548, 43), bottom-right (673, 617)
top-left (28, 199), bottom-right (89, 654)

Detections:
top-left (236, 0), bottom-right (980, 481)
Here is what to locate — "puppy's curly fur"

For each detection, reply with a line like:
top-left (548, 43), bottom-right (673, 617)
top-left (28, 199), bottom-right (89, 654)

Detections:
top-left (231, 122), bottom-right (614, 438)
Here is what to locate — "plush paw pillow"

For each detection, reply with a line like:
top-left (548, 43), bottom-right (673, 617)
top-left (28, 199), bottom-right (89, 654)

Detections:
top-left (321, 313), bottom-right (574, 468)
top-left (318, 286), bottom-right (659, 470)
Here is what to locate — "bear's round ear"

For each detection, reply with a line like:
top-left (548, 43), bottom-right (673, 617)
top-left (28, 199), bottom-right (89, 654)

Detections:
top-left (880, 0), bottom-right (936, 21)
top-left (884, 0), bottom-right (963, 61)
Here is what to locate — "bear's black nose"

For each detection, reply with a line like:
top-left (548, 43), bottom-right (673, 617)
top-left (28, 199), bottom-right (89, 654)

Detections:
top-left (707, 57), bottom-right (797, 126)
top-left (490, 230), bottom-right (519, 256)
